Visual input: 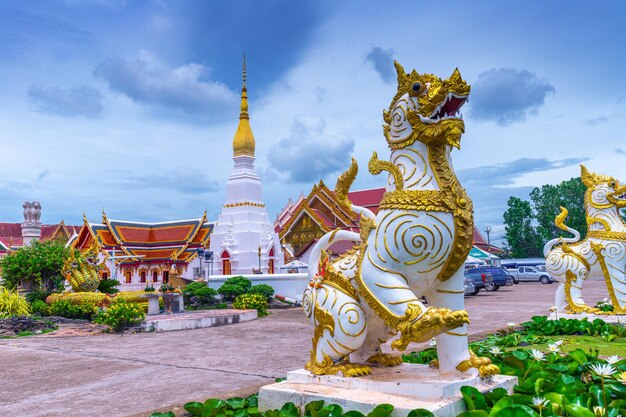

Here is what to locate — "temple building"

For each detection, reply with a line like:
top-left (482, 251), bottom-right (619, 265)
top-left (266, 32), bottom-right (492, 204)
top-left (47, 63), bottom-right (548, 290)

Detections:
top-left (71, 212), bottom-right (213, 290)
top-left (209, 58), bottom-right (283, 275)
top-left (274, 183), bottom-right (502, 263)
top-left (0, 202), bottom-right (80, 257)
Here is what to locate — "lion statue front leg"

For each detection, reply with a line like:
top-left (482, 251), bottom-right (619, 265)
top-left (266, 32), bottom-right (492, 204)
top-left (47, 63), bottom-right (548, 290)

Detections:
top-left (425, 268), bottom-right (499, 378)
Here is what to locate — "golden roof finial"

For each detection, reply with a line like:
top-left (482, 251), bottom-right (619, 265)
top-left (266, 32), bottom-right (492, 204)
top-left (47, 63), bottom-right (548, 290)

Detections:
top-left (233, 53), bottom-right (255, 157)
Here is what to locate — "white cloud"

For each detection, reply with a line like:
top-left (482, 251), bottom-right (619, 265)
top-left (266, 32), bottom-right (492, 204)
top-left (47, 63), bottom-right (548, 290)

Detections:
top-left (268, 116), bottom-right (355, 183)
top-left (94, 58), bottom-right (238, 117)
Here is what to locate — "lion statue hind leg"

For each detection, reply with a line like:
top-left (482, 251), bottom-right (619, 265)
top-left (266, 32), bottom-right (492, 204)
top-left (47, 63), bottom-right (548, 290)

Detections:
top-left (303, 282), bottom-right (372, 377)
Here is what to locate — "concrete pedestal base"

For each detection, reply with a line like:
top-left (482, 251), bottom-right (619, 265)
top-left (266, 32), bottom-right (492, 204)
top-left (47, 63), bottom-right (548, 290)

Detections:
top-left (140, 309), bottom-right (257, 332)
top-left (259, 364), bottom-right (517, 417)
top-left (549, 312), bottom-right (626, 324)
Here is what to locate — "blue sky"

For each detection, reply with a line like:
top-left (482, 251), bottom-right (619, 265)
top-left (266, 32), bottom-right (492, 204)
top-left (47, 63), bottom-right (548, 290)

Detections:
top-left (1, 1), bottom-right (625, 246)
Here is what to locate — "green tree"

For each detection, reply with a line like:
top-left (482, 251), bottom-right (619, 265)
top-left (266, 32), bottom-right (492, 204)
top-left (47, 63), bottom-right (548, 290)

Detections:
top-left (530, 177), bottom-right (587, 242)
top-left (502, 197), bottom-right (543, 258)
top-left (0, 240), bottom-right (71, 291)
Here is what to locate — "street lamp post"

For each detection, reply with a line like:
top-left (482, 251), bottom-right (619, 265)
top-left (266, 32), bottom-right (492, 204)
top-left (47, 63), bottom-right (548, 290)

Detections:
top-left (484, 225), bottom-right (492, 248)
top-left (257, 246), bottom-right (262, 273)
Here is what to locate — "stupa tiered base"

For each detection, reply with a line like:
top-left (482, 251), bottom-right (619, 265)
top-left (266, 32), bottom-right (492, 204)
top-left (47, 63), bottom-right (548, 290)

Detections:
top-left (259, 364), bottom-right (516, 417)
top-left (549, 312), bottom-right (626, 324)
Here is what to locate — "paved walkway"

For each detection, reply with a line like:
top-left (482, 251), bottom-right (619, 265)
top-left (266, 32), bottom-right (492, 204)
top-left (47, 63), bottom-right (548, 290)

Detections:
top-left (0, 280), bottom-right (610, 416)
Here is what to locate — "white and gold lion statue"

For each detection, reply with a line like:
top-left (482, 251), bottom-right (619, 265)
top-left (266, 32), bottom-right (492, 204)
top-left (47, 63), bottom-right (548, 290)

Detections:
top-left (302, 62), bottom-right (498, 378)
top-left (545, 166), bottom-right (626, 314)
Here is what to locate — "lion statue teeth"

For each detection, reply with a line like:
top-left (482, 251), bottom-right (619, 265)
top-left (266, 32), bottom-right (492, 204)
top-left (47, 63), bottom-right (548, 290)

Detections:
top-left (302, 61), bottom-right (497, 379)
top-left (545, 165), bottom-right (626, 314)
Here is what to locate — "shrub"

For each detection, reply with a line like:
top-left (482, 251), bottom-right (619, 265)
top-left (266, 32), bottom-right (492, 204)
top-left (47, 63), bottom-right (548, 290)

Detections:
top-left (97, 279), bottom-right (120, 294)
top-left (49, 299), bottom-right (97, 320)
top-left (30, 300), bottom-right (50, 317)
top-left (233, 293), bottom-right (268, 316)
top-left (25, 289), bottom-right (50, 304)
top-left (248, 284), bottom-right (274, 301)
top-left (218, 276), bottom-right (252, 301)
top-left (0, 286), bottom-right (31, 317)
top-left (184, 282), bottom-right (218, 305)
top-left (93, 299), bottom-right (145, 333)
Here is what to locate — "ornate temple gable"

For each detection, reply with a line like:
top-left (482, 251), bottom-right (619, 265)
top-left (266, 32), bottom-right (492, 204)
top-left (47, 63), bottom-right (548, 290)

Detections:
top-left (285, 210), bottom-right (326, 257)
top-left (0, 237), bottom-right (9, 253)
top-left (307, 181), bottom-right (356, 227)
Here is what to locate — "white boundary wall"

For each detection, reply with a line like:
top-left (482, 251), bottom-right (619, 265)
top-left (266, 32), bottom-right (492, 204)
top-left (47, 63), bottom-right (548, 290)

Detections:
top-left (207, 273), bottom-right (309, 302)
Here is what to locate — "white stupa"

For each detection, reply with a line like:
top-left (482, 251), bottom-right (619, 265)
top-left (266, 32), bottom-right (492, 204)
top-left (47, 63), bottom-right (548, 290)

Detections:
top-left (209, 57), bottom-right (283, 275)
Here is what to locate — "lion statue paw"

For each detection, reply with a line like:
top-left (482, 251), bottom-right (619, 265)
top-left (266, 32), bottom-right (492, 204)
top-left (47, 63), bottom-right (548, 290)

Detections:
top-left (367, 352), bottom-right (403, 367)
top-left (391, 306), bottom-right (469, 351)
top-left (456, 351), bottom-right (500, 379)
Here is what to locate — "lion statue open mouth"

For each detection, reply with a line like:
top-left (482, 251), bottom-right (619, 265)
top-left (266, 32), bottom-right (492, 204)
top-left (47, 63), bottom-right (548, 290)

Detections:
top-left (301, 62), bottom-right (497, 379)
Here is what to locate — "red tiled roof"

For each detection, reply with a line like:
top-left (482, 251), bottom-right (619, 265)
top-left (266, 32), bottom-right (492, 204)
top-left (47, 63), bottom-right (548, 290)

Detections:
top-left (76, 215), bottom-right (214, 263)
top-left (0, 221), bottom-right (80, 250)
top-left (348, 187), bottom-right (386, 214)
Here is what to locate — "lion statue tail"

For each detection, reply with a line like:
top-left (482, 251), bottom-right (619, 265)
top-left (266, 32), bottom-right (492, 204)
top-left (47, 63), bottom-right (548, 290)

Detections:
top-left (308, 229), bottom-right (362, 282)
top-left (543, 206), bottom-right (581, 257)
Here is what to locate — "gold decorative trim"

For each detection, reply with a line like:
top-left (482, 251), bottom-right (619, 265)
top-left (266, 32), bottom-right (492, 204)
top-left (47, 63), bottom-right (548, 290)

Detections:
top-left (368, 151), bottom-right (404, 190)
top-left (588, 230), bottom-right (626, 240)
top-left (224, 202), bottom-right (266, 208)
top-left (437, 289), bottom-right (464, 294)
top-left (591, 242), bottom-right (625, 314)
top-left (379, 189), bottom-right (453, 212)
top-left (429, 144), bottom-right (473, 282)
top-left (335, 158), bottom-right (358, 212)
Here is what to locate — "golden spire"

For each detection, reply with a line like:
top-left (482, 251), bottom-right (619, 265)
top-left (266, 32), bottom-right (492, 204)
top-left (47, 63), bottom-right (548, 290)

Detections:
top-left (232, 53), bottom-right (255, 157)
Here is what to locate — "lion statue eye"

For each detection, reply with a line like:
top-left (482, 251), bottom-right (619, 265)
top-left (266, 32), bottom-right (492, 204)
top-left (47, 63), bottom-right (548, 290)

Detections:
top-left (411, 82), bottom-right (422, 93)
top-left (610, 181), bottom-right (616, 188)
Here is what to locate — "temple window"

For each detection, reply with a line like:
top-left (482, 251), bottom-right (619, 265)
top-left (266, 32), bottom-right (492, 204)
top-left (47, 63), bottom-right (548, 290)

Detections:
top-left (125, 270), bottom-right (132, 284)
top-left (140, 271), bottom-right (146, 283)
top-left (221, 251), bottom-right (231, 275)
top-left (163, 271), bottom-right (169, 283)
top-left (152, 271), bottom-right (158, 282)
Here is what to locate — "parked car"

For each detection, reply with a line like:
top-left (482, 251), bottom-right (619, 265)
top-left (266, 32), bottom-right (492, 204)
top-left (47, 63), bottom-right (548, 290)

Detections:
top-left (464, 277), bottom-right (476, 296)
top-left (504, 265), bottom-right (553, 284)
top-left (465, 267), bottom-right (511, 291)
top-left (463, 268), bottom-right (494, 295)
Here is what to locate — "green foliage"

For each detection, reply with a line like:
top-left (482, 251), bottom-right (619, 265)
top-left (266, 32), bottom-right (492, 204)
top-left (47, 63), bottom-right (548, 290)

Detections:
top-left (30, 300), bottom-right (50, 317)
top-left (503, 177), bottom-right (587, 258)
top-left (503, 197), bottom-right (543, 258)
top-left (184, 282), bottom-right (218, 306)
top-left (249, 284), bottom-right (275, 301)
top-left (233, 293), bottom-right (268, 316)
top-left (405, 315), bottom-right (626, 417)
top-left (93, 299), bottom-right (145, 332)
top-left (155, 395), bottom-right (397, 417)
top-left (0, 239), bottom-right (70, 291)
top-left (158, 283), bottom-right (175, 292)
top-left (49, 299), bottom-right (97, 320)
top-left (218, 276), bottom-right (252, 301)
top-left (531, 177), bottom-right (587, 244)
top-left (0, 286), bottom-right (31, 317)
top-left (25, 289), bottom-right (50, 304)
top-left (97, 279), bottom-right (120, 294)
top-left (144, 285), bottom-right (155, 292)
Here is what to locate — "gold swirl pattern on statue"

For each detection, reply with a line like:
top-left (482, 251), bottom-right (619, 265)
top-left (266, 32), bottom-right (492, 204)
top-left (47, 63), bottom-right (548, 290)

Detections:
top-left (372, 211), bottom-right (452, 274)
top-left (385, 96), bottom-right (412, 146)
top-left (591, 242), bottom-right (626, 312)
top-left (391, 148), bottom-right (430, 189)
top-left (337, 302), bottom-right (366, 338)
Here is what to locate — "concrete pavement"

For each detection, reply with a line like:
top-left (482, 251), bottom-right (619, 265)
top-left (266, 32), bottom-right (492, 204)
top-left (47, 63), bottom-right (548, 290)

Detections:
top-left (0, 280), bottom-right (610, 416)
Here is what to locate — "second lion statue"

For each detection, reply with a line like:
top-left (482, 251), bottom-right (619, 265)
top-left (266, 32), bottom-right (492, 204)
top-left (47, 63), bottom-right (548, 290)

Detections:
top-left (302, 62), bottom-right (498, 378)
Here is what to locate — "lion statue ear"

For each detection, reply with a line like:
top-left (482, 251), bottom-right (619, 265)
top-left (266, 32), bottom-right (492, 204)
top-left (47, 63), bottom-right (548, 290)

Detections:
top-left (394, 60), bottom-right (406, 85)
top-left (580, 164), bottom-right (593, 187)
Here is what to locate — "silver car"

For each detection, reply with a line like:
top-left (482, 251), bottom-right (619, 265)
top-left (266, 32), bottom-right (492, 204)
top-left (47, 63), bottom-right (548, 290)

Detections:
top-left (464, 277), bottom-right (476, 296)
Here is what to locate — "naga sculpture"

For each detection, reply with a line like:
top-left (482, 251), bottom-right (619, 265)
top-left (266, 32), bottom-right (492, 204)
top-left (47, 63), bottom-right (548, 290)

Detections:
top-left (545, 166), bottom-right (626, 314)
top-left (62, 243), bottom-right (102, 292)
top-left (302, 62), bottom-right (498, 378)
